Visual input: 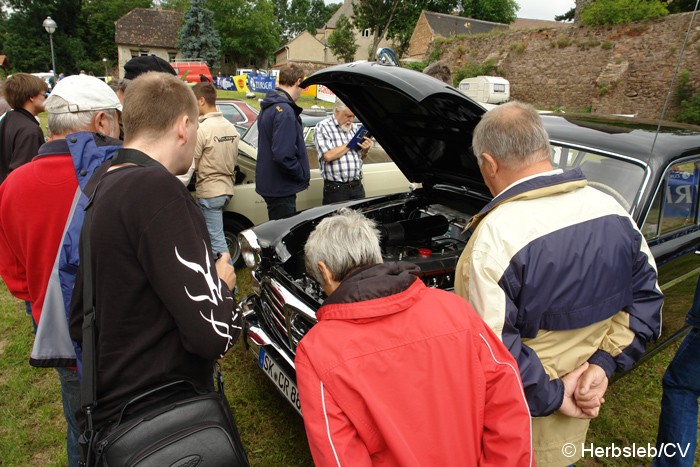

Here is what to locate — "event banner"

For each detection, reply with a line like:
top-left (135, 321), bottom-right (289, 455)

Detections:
top-left (248, 75), bottom-right (277, 93)
top-left (215, 76), bottom-right (237, 91)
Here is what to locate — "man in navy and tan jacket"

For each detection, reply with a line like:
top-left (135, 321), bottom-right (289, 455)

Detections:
top-left (456, 101), bottom-right (663, 466)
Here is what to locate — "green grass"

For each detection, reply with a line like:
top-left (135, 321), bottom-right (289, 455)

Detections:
top-left (2, 271), bottom-right (698, 466)
top-left (216, 89), bottom-right (334, 112)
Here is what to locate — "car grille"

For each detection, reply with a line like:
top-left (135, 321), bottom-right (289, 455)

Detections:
top-left (258, 277), bottom-right (317, 355)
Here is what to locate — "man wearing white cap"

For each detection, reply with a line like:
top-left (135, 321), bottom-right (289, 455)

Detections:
top-left (0, 74), bottom-right (122, 467)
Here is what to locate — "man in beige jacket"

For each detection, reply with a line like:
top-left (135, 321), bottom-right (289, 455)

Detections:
top-left (191, 82), bottom-right (239, 256)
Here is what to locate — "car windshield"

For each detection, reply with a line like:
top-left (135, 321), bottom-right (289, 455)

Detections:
top-left (551, 144), bottom-right (646, 212)
top-left (242, 121), bottom-right (259, 149)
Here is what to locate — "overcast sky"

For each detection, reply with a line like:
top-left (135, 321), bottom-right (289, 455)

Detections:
top-left (517, 0), bottom-right (575, 20)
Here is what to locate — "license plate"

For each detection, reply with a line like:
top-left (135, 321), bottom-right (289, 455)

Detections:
top-left (258, 348), bottom-right (302, 415)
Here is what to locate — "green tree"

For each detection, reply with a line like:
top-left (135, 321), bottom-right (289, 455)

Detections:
top-left (666, 0), bottom-right (700, 13)
top-left (580, 0), bottom-right (668, 25)
top-left (2, 0), bottom-right (89, 74)
top-left (275, 0), bottom-right (341, 42)
top-left (208, 0), bottom-right (280, 68)
top-left (554, 8), bottom-right (575, 22)
top-left (327, 14), bottom-right (358, 62)
top-left (82, 0), bottom-right (152, 65)
top-left (458, 0), bottom-right (519, 24)
top-left (178, 0), bottom-right (222, 67)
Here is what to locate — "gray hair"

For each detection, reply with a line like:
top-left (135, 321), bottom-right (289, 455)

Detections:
top-left (45, 95), bottom-right (117, 135)
top-left (304, 208), bottom-right (383, 285)
top-left (334, 99), bottom-right (347, 113)
top-left (472, 101), bottom-right (551, 169)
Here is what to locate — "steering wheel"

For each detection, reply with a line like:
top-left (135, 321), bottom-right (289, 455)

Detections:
top-left (588, 181), bottom-right (631, 212)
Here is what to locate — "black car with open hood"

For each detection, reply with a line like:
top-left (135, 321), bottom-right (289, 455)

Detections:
top-left (237, 61), bottom-right (700, 415)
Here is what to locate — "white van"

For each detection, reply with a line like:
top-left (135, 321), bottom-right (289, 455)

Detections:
top-left (458, 76), bottom-right (510, 104)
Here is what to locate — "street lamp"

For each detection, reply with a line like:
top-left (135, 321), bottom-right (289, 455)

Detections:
top-left (42, 16), bottom-right (57, 84)
top-left (103, 57), bottom-right (108, 78)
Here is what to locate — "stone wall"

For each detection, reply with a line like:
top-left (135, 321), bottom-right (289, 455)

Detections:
top-left (433, 12), bottom-right (700, 119)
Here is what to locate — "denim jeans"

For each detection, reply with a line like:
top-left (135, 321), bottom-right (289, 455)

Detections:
top-left (26, 301), bottom-right (37, 333)
top-left (653, 327), bottom-right (700, 467)
top-left (56, 367), bottom-right (81, 467)
top-left (322, 180), bottom-right (365, 205)
top-left (264, 195), bottom-right (297, 220)
top-left (197, 195), bottom-right (231, 255)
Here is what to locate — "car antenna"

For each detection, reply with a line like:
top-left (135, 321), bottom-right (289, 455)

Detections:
top-left (649, 1), bottom-right (700, 161)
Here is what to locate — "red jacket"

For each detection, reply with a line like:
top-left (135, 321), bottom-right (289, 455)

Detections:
top-left (295, 262), bottom-right (533, 467)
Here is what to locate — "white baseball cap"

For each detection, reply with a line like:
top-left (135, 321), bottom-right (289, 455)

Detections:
top-left (48, 74), bottom-right (123, 114)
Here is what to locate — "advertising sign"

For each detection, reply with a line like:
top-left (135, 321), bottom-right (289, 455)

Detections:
top-left (316, 84), bottom-right (336, 103)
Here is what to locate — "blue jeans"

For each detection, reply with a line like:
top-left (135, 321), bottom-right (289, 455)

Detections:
top-left (56, 367), bottom-right (81, 467)
top-left (654, 327), bottom-right (700, 467)
top-left (198, 195), bottom-right (231, 255)
top-left (264, 195), bottom-right (297, 220)
top-left (26, 301), bottom-right (37, 333)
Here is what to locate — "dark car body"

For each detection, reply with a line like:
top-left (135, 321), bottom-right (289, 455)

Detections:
top-left (237, 61), bottom-right (700, 414)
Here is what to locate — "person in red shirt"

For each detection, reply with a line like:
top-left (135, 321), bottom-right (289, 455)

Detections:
top-left (296, 208), bottom-right (534, 466)
top-left (0, 74), bottom-right (122, 467)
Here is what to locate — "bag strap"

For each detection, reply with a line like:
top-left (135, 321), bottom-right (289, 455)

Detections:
top-left (79, 184), bottom-right (100, 466)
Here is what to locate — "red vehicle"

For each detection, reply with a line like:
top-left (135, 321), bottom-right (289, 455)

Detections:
top-left (172, 60), bottom-right (212, 83)
top-left (215, 99), bottom-right (258, 133)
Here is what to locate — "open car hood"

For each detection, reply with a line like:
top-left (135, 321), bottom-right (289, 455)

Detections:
top-left (301, 61), bottom-right (487, 191)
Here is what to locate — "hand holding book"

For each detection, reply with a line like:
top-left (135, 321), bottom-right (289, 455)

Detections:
top-left (347, 126), bottom-right (372, 150)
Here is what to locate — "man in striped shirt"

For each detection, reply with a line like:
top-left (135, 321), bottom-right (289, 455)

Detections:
top-left (313, 100), bottom-right (372, 204)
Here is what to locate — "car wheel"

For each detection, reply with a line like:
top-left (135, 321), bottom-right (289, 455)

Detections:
top-left (224, 218), bottom-right (249, 268)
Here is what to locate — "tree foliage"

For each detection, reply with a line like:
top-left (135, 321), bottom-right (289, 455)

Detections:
top-left (178, 0), bottom-right (222, 67)
top-left (1, 0), bottom-right (89, 74)
top-left (458, 0), bottom-right (519, 24)
top-left (327, 15), bottom-right (358, 63)
top-left (273, 0), bottom-right (341, 42)
top-left (82, 0), bottom-right (152, 63)
top-left (580, 0), bottom-right (668, 25)
top-left (208, 0), bottom-right (280, 68)
top-left (666, 0), bottom-right (700, 13)
top-left (554, 8), bottom-right (575, 22)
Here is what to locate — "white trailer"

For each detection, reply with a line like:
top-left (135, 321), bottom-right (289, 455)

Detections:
top-left (457, 76), bottom-right (510, 104)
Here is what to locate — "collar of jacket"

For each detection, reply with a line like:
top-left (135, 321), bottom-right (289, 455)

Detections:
top-left (272, 88), bottom-right (303, 117)
top-left (36, 132), bottom-right (122, 192)
top-left (10, 107), bottom-right (40, 125)
top-left (468, 168), bottom-right (588, 231)
top-left (317, 262), bottom-right (421, 321)
top-left (200, 111), bottom-right (223, 122)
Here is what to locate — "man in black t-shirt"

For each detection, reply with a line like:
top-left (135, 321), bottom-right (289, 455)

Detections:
top-left (70, 72), bottom-right (240, 430)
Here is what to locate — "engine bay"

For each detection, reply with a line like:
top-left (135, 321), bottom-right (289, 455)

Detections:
top-left (291, 203), bottom-right (474, 303)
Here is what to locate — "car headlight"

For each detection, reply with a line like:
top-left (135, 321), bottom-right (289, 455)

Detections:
top-left (239, 229), bottom-right (261, 269)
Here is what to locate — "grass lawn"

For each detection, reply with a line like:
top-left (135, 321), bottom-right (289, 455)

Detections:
top-left (1, 270), bottom-right (698, 466)
top-left (216, 89), bottom-right (334, 112)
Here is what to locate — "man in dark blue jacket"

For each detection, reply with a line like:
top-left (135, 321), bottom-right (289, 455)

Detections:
top-left (654, 273), bottom-right (700, 467)
top-left (256, 63), bottom-right (310, 220)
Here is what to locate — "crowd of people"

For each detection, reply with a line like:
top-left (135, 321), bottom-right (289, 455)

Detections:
top-left (0, 56), bottom-right (696, 467)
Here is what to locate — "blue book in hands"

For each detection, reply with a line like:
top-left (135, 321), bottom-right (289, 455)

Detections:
top-left (347, 125), bottom-right (372, 150)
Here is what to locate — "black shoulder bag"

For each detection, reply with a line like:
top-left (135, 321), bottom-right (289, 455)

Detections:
top-left (78, 149), bottom-right (249, 467)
